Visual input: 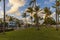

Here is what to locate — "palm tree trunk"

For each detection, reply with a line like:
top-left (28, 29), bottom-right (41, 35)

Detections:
top-left (35, 12), bottom-right (39, 30)
top-left (56, 12), bottom-right (58, 31)
top-left (56, 0), bottom-right (59, 30)
top-left (25, 17), bottom-right (27, 28)
top-left (34, 0), bottom-right (36, 7)
top-left (3, 0), bottom-right (5, 33)
top-left (34, 0), bottom-right (39, 30)
top-left (30, 12), bottom-right (32, 27)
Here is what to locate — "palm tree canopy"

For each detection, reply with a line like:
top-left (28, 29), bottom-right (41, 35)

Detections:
top-left (44, 7), bottom-right (50, 13)
top-left (56, 1), bottom-right (60, 6)
top-left (34, 6), bottom-right (40, 12)
top-left (44, 7), bottom-right (51, 15)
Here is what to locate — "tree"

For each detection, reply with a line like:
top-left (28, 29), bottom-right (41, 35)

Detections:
top-left (26, 7), bottom-right (33, 25)
top-left (9, 16), bottom-right (13, 21)
top-left (28, 0), bottom-right (40, 30)
top-left (16, 19), bottom-right (20, 29)
top-left (52, 0), bottom-right (60, 30)
top-left (43, 17), bottom-right (56, 25)
top-left (44, 7), bottom-right (51, 18)
top-left (22, 12), bottom-right (28, 28)
top-left (34, 6), bottom-right (40, 30)
top-left (44, 7), bottom-right (52, 25)
top-left (29, 0), bottom-right (36, 7)
top-left (56, 0), bottom-right (60, 30)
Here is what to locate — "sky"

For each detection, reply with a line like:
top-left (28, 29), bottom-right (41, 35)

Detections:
top-left (0, 0), bottom-right (56, 19)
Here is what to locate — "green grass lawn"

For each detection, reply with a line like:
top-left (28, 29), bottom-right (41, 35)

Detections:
top-left (0, 26), bottom-right (60, 40)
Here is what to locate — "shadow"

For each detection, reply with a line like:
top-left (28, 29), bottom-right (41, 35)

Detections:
top-left (0, 29), bottom-right (14, 33)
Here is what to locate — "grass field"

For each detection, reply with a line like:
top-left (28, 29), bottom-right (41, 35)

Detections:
top-left (0, 26), bottom-right (60, 40)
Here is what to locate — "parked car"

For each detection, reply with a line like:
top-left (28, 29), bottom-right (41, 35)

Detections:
top-left (8, 21), bottom-right (17, 29)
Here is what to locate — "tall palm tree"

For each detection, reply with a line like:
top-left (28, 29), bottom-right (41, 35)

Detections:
top-left (34, 6), bottom-right (40, 30)
top-left (29, 0), bottom-right (40, 30)
top-left (53, 0), bottom-right (60, 30)
top-left (26, 7), bottom-right (33, 24)
top-left (26, 0), bottom-right (36, 24)
top-left (56, 0), bottom-right (60, 30)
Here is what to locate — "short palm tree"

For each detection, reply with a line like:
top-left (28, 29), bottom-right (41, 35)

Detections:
top-left (22, 12), bottom-right (28, 28)
top-left (16, 19), bottom-right (20, 29)
top-left (44, 7), bottom-right (51, 25)
top-left (9, 16), bottom-right (13, 21)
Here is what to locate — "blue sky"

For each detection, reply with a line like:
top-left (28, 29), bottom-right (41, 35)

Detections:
top-left (0, 0), bottom-right (56, 19)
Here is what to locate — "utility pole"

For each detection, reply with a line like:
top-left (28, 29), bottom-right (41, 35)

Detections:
top-left (3, 0), bottom-right (5, 33)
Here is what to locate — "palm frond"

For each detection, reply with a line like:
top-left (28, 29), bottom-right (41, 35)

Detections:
top-left (26, 7), bottom-right (33, 13)
top-left (29, 0), bottom-right (36, 5)
top-left (22, 13), bottom-right (26, 18)
top-left (34, 6), bottom-right (40, 11)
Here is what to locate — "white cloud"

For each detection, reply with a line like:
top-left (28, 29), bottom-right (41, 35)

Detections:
top-left (0, 11), bottom-right (4, 18)
top-left (49, 0), bottom-right (55, 2)
top-left (7, 0), bottom-right (26, 14)
top-left (50, 12), bottom-right (56, 21)
top-left (15, 12), bottom-right (21, 16)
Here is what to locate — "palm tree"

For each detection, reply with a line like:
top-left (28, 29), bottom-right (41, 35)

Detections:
top-left (44, 7), bottom-right (51, 18)
top-left (52, 0), bottom-right (60, 30)
top-left (26, 7), bottom-right (33, 24)
top-left (22, 12), bottom-right (28, 28)
top-left (16, 19), bottom-right (20, 29)
top-left (56, 0), bottom-right (60, 30)
top-left (34, 6), bottom-right (40, 30)
top-left (29, 0), bottom-right (36, 7)
top-left (9, 16), bottom-right (13, 21)
top-left (44, 7), bottom-right (51, 25)
top-left (29, 0), bottom-right (40, 30)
